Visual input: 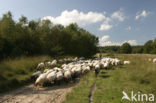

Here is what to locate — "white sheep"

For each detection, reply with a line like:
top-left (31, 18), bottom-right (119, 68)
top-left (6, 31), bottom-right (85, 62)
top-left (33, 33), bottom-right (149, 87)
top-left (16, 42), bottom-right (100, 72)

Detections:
top-left (46, 71), bottom-right (56, 83)
top-left (56, 71), bottom-right (64, 81)
top-left (36, 62), bottom-right (44, 70)
top-left (35, 73), bottom-right (47, 86)
top-left (31, 71), bottom-right (42, 81)
top-left (51, 60), bottom-right (57, 66)
top-left (75, 67), bottom-right (81, 76)
top-left (34, 56), bottom-right (124, 86)
top-left (95, 64), bottom-right (100, 70)
top-left (153, 58), bottom-right (156, 63)
top-left (64, 70), bottom-right (71, 80)
top-left (71, 67), bottom-right (76, 76)
top-left (124, 61), bottom-right (130, 64)
top-left (43, 69), bottom-right (49, 73)
top-left (82, 66), bottom-right (90, 74)
top-left (148, 58), bottom-right (152, 62)
top-left (103, 62), bottom-right (109, 69)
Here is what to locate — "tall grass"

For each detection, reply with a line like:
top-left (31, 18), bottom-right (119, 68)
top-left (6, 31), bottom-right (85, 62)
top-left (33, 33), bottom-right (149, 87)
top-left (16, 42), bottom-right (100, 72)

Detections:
top-left (0, 56), bottom-right (51, 93)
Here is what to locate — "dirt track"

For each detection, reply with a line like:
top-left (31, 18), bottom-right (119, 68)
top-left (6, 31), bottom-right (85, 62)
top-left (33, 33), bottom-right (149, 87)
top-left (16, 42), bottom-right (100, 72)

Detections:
top-left (0, 83), bottom-right (75, 103)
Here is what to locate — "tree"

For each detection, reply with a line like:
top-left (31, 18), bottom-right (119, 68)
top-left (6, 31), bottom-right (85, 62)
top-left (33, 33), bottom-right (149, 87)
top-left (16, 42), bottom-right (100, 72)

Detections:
top-left (151, 38), bottom-right (156, 53)
top-left (143, 40), bottom-right (153, 53)
top-left (0, 11), bottom-right (99, 60)
top-left (19, 15), bottom-right (28, 25)
top-left (120, 42), bottom-right (132, 54)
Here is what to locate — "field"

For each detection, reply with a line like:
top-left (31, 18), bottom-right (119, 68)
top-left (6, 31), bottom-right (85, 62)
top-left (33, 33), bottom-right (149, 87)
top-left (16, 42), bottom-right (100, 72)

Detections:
top-left (0, 56), bottom-right (52, 93)
top-left (63, 54), bottom-right (156, 103)
top-left (0, 54), bottom-right (156, 103)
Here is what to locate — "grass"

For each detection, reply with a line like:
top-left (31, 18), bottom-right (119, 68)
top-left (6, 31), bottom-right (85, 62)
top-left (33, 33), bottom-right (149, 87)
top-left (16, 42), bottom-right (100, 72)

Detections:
top-left (64, 54), bottom-right (156, 103)
top-left (63, 71), bottom-right (96, 103)
top-left (0, 56), bottom-right (52, 93)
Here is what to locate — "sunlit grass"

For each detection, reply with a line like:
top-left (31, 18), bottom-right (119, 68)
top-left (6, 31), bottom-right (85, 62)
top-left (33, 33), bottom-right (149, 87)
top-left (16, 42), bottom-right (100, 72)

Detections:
top-left (64, 54), bottom-right (156, 103)
top-left (63, 71), bottom-right (96, 103)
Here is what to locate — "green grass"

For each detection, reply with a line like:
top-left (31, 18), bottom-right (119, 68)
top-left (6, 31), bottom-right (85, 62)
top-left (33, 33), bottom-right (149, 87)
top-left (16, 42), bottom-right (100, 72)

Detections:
top-left (0, 56), bottom-right (51, 93)
top-left (63, 71), bottom-right (96, 103)
top-left (64, 54), bottom-right (156, 103)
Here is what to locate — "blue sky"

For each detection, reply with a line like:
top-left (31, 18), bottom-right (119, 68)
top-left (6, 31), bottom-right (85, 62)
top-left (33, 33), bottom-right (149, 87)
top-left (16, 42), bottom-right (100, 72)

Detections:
top-left (0, 0), bottom-right (156, 46)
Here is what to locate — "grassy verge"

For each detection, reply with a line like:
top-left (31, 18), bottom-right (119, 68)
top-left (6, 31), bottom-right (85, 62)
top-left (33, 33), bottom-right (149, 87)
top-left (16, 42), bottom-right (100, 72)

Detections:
top-left (63, 71), bottom-right (96, 103)
top-left (63, 54), bottom-right (156, 103)
top-left (0, 56), bottom-right (51, 93)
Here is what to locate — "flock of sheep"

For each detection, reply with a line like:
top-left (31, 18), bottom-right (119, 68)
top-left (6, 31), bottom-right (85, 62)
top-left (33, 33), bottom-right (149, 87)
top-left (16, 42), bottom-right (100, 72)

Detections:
top-left (148, 58), bottom-right (156, 63)
top-left (31, 57), bottom-right (130, 87)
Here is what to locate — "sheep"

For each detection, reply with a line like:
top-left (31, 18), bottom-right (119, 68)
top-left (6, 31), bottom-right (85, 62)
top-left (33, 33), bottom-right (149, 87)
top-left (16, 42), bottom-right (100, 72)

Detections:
top-left (56, 71), bottom-right (64, 85)
top-left (58, 59), bottom-right (64, 64)
top-left (53, 67), bottom-right (62, 72)
top-left (51, 60), bottom-right (57, 66)
top-left (153, 58), bottom-right (156, 63)
top-left (45, 61), bottom-right (51, 67)
top-left (35, 73), bottom-right (47, 86)
top-left (82, 66), bottom-right (90, 74)
top-left (73, 57), bottom-right (78, 62)
top-left (70, 66), bottom-right (81, 79)
top-left (115, 59), bottom-right (120, 65)
top-left (31, 71), bottom-right (42, 81)
top-left (79, 57), bottom-right (85, 60)
top-left (148, 58), bottom-right (152, 62)
top-left (36, 62), bottom-right (44, 70)
top-left (43, 69), bottom-right (49, 73)
top-left (45, 69), bottom-right (54, 74)
top-left (46, 71), bottom-right (56, 84)
top-left (74, 67), bottom-right (81, 77)
top-left (64, 70), bottom-right (72, 83)
top-left (56, 71), bottom-right (64, 81)
top-left (95, 64), bottom-right (100, 77)
top-left (124, 61), bottom-right (130, 64)
top-left (34, 56), bottom-right (123, 86)
top-left (71, 67), bottom-right (76, 76)
top-left (103, 62), bottom-right (109, 69)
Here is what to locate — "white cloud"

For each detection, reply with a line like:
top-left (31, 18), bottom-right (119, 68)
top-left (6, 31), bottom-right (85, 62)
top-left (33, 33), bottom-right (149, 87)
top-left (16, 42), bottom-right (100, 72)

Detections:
top-left (99, 35), bottom-right (110, 41)
top-left (125, 26), bottom-right (131, 30)
top-left (42, 9), bottom-right (106, 26)
top-left (99, 10), bottom-right (125, 31)
top-left (124, 40), bottom-right (137, 45)
top-left (111, 10), bottom-right (125, 22)
top-left (99, 23), bottom-right (113, 31)
top-left (135, 10), bottom-right (150, 20)
top-left (99, 41), bottom-right (121, 46)
top-left (99, 35), bottom-right (137, 46)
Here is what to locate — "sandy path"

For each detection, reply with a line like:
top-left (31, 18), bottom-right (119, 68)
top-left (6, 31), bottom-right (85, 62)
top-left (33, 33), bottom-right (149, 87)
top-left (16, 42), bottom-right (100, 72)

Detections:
top-left (89, 83), bottom-right (96, 103)
top-left (0, 83), bottom-right (75, 103)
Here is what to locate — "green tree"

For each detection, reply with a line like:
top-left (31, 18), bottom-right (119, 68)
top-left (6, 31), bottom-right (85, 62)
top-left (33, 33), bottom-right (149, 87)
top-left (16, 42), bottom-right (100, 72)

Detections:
top-left (120, 42), bottom-right (132, 54)
top-left (143, 40), bottom-right (153, 53)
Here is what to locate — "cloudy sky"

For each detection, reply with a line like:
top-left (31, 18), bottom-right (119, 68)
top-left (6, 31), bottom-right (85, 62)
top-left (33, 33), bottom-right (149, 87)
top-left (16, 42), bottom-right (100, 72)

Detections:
top-left (0, 0), bottom-right (156, 46)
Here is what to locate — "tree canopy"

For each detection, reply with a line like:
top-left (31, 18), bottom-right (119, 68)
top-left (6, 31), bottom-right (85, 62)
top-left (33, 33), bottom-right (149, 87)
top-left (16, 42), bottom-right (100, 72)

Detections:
top-left (0, 11), bottom-right (98, 60)
top-left (120, 42), bottom-right (132, 54)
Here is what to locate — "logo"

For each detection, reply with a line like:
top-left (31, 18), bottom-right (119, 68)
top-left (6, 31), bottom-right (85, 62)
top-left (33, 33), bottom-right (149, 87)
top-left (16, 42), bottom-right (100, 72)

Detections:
top-left (121, 91), bottom-right (155, 102)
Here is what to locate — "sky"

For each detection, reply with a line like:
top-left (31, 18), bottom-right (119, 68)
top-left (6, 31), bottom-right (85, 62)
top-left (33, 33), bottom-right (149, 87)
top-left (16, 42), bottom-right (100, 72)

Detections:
top-left (0, 0), bottom-right (156, 46)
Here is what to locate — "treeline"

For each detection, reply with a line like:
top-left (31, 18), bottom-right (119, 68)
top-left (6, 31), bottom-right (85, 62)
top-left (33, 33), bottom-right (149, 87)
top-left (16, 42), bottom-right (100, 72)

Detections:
top-left (99, 39), bottom-right (156, 54)
top-left (0, 11), bottom-right (98, 60)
